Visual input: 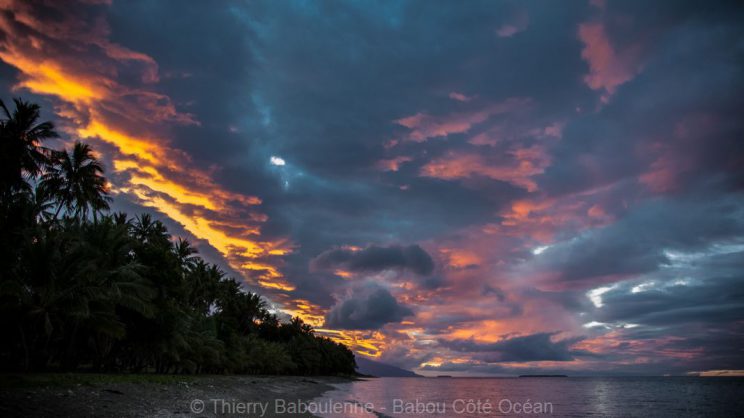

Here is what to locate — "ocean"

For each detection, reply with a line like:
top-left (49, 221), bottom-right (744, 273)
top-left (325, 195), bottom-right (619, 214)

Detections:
top-left (311, 377), bottom-right (744, 417)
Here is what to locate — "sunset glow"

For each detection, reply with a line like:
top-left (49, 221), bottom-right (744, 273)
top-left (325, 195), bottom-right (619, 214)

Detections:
top-left (1, 0), bottom-right (742, 377)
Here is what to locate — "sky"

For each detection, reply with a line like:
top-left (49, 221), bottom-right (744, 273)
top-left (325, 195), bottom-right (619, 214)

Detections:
top-left (1, 0), bottom-right (743, 376)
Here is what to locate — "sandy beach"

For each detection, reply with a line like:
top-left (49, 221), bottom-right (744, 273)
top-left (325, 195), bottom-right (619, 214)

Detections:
top-left (0, 375), bottom-right (349, 417)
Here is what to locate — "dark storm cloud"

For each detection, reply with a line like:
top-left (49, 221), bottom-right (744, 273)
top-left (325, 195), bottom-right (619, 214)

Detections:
top-left (223, 0), bottom-right (591, 241)
top-left (324, 282), bottom-right (413, 330)
top-left (312, 244), bottom-right (435, 276)
top-left (376, 345), bottom-right (436, 371)
top-left (531, 196), bottom-right (744, 288)
top-left (598, 278), bottom-right (744, 326)
top-left (589, 246), bottom-right (744, 327)
top-left (442, 332), bottom-right (587, 362)
top-left (574, 240), bottom-right (744, 373)
top-left (239, 0), bottom-right (587, 174)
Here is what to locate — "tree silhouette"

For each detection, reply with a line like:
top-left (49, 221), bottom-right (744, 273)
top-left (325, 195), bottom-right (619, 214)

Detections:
top-left (42, 142), bottom-right (111, 221)
top-left (0, 98), bottom-right (356, 376)
top-left (0, 98), bottom-right (57, 196)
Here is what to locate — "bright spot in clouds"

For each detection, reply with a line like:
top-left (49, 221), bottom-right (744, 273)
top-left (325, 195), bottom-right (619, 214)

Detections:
top-left (584, 321), bottom-right (640, 329)
top-left (532, 245), bottom-right (550, 255)
top-left (587, 285), bottom-right (615, 308)
top-left (270, 156), bottom-right (286, 166)
top-left (631, 281), bottom-right (655, 294)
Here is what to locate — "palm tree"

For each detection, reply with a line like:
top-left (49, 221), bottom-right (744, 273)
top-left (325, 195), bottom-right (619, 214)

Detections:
top-left (0, 99), bottom-right (361, 375)
top-left (0, 98), bottom-right (57, 195)
top-left (42, 142), bottom-right (111, 221)
top-left (131, 213), bottom-right (169, 244)
top-left (32, 185), bottom-right (55, 223)
top-left (174, 238), bottom-right (197, 273)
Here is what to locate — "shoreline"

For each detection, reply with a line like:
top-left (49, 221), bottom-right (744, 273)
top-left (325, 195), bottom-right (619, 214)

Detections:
top-left (0, 374), bottom-right (351, 417)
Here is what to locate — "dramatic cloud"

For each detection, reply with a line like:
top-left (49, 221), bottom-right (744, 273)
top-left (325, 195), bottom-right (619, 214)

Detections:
top-left (0, 0), bottom-right (294, 292)
top-left (1, 0), bottom-right (742, 375)
top-left (526, 196), bottom-right (744, 288)
top-left (443, 332), bottom-right (586, 362)
top-left (324, 283), bottom-right (414, 330)
top-left (312, 244), bottom-right (435, 276)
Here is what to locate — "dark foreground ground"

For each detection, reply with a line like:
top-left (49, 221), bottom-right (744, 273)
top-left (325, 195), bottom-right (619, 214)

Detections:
top-left (0, 374), bottom-right (349, 417)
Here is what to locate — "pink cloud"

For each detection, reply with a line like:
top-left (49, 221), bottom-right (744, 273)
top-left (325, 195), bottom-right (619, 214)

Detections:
top-left (395, 97), bottom-right (530, 142)
top-left (636, 113), bottom-right (716, 194)
top-left (639, 154), bottom-right (679, 193)
top-left (448, 91), bottom-right (474, 102)
top-left (419, 144), bottom-right (550, 192)
top-left (578, 22), bottom-right (642, 103)
top-left (376, 156), bottom-right (412, 172)
top-left (541, 121), bottom-right (565, 138)
top-left (587, 204), bottom-right (608, 218)
top-left (499, 185), bottom-right (617, 243)
top-left (496, 10), bottom-right (529, 38)
top-left (496, 25), bottom-right (520, 38)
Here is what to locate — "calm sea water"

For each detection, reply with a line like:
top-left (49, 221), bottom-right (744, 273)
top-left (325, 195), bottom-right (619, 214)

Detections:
top-left (312, 377), bottom-right (744, 417)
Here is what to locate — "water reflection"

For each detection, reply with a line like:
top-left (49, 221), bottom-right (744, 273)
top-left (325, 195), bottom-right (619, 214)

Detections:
top-left (313, 377), bottom-right (744, 417)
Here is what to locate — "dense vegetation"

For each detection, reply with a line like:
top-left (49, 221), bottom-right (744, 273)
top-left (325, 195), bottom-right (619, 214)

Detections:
top-left (0, 98), bottom-right (356, 375)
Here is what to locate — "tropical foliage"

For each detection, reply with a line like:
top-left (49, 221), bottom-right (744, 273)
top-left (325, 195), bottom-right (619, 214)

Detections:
top-left (0, 98), bottom-right (356, 375)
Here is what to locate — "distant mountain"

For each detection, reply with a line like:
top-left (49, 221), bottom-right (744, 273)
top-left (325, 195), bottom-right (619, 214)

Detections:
top-left (356, 357), bottom-right (421, 377)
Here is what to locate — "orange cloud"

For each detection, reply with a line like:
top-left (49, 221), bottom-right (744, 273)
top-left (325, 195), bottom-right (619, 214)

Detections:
top-left (0, 1), bottom-right (294, 295)
top-left (316, 329), bottom-right (387, 358)
top-left (439, 248), bottom-right (482, 269)
top-left (694, 370), bottom-right (744, 377)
